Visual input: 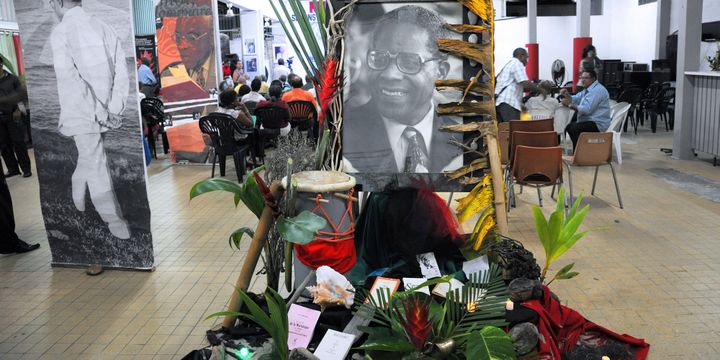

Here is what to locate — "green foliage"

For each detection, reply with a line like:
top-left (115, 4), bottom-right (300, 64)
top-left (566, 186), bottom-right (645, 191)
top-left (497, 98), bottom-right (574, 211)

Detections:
top-left (465, 326), bottom-right (516, 360)
top-left (206, 288), bottom-right (289, 360)
top-left (355, 265), bottom-right (510, 358)
top-left (229, 227), bottom-right (255, 250)
top-left (276, 211), bottom-right (328, 245)
top-left (189, 166), bottom-right (266, 218)
top-left (269, 0), bottom-right (326, 79)
top-left (708, 44), bottom-right (720, 71)
top-left (315, 129), bottom-right (331, 169)
top-left (532, 186), bottom-right (590, 283)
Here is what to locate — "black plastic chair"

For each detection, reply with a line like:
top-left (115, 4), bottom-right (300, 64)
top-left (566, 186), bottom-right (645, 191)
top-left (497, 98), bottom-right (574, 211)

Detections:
top-left (287, 100), bottom-right (318, 138)
top-left (141, 97), bottom-right (171, 158)
top-left (199, 113), bottom-right (255, 182)
top-left (647, 87), bottom-right (675, 132)
top-left (244, 101), bottom-right (258, 115)
top-left (617, 87), bottom-right (643, 134)
top-left (254, 104), bottom-right (290, 162)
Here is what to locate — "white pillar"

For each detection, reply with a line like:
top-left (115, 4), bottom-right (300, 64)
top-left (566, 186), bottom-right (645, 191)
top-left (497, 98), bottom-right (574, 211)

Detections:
top-left (655, 0), bottom-right (671, 59)
top-left (576, 0), bottom-right (591, 37)
top-left (672, 0), bottom-right (703, 160)
top-left (528, 0), bottom-right (537, 43)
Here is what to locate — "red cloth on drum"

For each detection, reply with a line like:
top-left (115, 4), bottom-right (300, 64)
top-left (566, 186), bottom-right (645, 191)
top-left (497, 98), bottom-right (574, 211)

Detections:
top-left (294, 191), bottom-right (357, 274)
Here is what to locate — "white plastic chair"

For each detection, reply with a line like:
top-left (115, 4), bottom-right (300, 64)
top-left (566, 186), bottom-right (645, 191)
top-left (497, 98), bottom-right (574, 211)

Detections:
top-left (606, 102), bottom-right (631, 164)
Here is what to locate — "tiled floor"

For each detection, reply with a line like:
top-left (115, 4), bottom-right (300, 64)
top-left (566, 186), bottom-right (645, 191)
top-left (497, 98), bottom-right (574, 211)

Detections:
top-left (2, 128), bottom-right (720, 359)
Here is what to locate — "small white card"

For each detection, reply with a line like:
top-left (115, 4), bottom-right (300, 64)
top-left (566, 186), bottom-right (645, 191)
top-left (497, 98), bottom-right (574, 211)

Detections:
top-left (313, 329), bottom-right (355, 360)
top-left (403, 277), bottom-right (430, 295)
top-left (416, 252), bottom-right (442, 278)
top-left (462, 255), bottom-right (489, 278)
top-left (432, 278), bottom-right (465, 298)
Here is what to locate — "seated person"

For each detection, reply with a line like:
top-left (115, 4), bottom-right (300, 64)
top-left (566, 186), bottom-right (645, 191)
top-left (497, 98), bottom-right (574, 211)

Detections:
top-left (236, 84), bottom-right (251, 99)
top-left (259, 74), bottom-right (269, 95)
top-left (524, 80), bottom-right (560, 118)
top-left (256, 81), bottom-right (292, 136)
top-left (241, 78), bottom-right (266, 104)
top-left (278, 74), bottom-right (292, 93)
top-left (560, 70), bottom-right (610, 150)
top-left (215, 89), bottom-right (253, 129)
top-left (282, 74), bottom-right (318, 109)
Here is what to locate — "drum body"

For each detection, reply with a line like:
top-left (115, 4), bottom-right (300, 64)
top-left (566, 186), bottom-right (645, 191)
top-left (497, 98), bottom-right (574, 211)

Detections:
top-left (281, 171), bottom-right (357, 289)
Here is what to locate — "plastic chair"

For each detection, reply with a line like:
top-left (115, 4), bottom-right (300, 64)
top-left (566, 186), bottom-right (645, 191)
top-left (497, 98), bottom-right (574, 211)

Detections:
top-left (198, 113), bottom-right (255, 182)
top-left (563, 132), bottom-right (623, 208)
top-left (507, 131), bottom-right (560, 208)
top-left (254, 104), bottom-right (290, 161)
top-left (606, 102), bottom-right (631, 164)
top-left (287, 100), bottom-right (318, 137)
top-left (511, 145), bottom-right (567, 208)
top-left (244, 101), bottom-right (258, 115)
top-left (617, 87), bottom-right (643, 134)
top-left (140, 97), bottom-right (171, 159)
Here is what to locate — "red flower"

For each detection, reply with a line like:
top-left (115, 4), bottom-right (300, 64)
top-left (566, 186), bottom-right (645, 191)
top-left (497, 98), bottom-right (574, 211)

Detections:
top-left (313, 57), bottom-right (341, 130)
top-left (396, 295), bottom-right (432, 349)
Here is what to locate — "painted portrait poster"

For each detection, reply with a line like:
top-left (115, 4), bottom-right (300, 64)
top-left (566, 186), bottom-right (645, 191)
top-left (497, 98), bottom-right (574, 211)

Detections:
top-left (155, 0), bottom-right (217, 104)
top-left (13, 0), bottom-right (153, 269)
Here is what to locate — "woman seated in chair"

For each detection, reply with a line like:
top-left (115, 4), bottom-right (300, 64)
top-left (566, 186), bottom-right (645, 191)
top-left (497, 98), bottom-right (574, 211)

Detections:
top-left (256, 80), bottom-right (292, 136)
top-left (524, 80), bottom-right (560, 118)
top-left (216, 89), bottom-right (253, 129)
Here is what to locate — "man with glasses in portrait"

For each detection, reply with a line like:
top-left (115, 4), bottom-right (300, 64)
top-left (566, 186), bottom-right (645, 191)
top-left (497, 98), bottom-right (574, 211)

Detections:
top-left (175, 16), bottom-right (214, 87)
top-left (343, 5), bottom-right (460, 174)
top-left (49, 0), bottom-right (131, 239)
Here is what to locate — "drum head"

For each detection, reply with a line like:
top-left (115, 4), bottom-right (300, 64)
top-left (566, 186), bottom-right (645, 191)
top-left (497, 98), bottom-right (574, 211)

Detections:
top-left (281, 171), bottom-right (356, 193)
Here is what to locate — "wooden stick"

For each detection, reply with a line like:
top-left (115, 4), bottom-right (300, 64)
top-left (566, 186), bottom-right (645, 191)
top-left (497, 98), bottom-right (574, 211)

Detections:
top-left (333, 192), bottom-right (358, 203)
top-left (485, 132), bottom-right (509, 236)
top-left (222, 181), bottom-right (284, 328)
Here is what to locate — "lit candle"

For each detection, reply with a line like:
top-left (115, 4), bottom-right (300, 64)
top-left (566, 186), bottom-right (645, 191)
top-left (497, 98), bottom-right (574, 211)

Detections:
top-left (505, 299), bottom-right (514, 311)
top-left (602, 356), bottom-right (610, 360)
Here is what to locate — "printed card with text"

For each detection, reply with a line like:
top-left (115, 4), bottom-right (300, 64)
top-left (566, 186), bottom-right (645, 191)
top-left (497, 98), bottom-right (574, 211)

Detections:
top-left (403, 277), bottom-right (430, 295)
top-left (287, 304), bottom-right (321, 350)
top-left (313, 329), bottom-right (355, 360)
top-left (367, 277), bottom-right (400, 308)
top-left (462, 255), bottom-right (489, 278)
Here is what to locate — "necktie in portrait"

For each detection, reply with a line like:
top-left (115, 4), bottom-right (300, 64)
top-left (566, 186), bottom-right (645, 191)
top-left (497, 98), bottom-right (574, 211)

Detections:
top-left (402, 127), bottom-right (429, 173)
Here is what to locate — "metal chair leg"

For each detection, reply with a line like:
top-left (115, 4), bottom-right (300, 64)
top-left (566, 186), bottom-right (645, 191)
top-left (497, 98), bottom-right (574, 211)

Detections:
top-left (609, 163), bottom-right (624, 209)
top-left (591, 166), bottom-right (599, 195)
top-left (567, 166), bottom-right (574, 206)
top-left (536, 185), bottom-right (542, 207)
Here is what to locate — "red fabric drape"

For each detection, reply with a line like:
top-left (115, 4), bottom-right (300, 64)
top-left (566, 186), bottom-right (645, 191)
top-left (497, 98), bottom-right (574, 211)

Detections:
top-left (521, 286), bottom-right (650, 360)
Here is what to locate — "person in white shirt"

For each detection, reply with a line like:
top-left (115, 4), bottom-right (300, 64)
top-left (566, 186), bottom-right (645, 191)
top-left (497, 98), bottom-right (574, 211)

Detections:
top-left (524, 80), bottom-right (561, 118)
top-left (495, 48), bottom-right (538, 122)
top-left (241, 78), bottom-right (266, 104)
top-left (273, 58), bottom-right (291, 80)
top-left (50, 0), bottom-right (130, 239)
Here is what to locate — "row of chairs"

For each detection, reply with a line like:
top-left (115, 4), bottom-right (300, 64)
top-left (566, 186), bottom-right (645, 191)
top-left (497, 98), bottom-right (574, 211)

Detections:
top-left (614, 82), bottom-right (675, 134)
top-left (198, 100), bottom-right (319, 182)
top-left (500, 103), bottom-right (630, 210)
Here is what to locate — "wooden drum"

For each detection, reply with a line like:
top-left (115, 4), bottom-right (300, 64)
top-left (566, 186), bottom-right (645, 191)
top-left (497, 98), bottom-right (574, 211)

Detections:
top-left (281, 171), bottom-right (357, 289)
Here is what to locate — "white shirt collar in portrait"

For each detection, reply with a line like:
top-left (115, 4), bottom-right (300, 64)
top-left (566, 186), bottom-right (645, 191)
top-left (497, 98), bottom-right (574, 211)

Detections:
top-left (382, 104), bottom-right (435, 172)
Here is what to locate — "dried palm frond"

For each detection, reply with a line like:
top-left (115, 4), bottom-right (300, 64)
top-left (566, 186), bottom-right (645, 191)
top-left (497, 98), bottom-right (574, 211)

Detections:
top-left (437, 39), bottom-right (492, 67)
top-left (437, 101), bottom-right (495, 117)
top-left (456, 0), bottom-right (495, 26)
top-left (445, 158), bottom-right (489, 180)
top-left (455, 175), bottom-right (493, 223)
top-left (435, 79), bottom-right (492, 98)
top-left (440, 121), bottom-right (494, 136)
top-left (445, 23), bottom-right (490, 34)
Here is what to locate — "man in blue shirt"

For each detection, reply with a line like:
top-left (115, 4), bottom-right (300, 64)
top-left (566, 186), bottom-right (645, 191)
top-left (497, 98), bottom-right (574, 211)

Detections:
top-left (137, 57), bottom-right (157, 98)
top-left (560, 70), bottom-right (611, 150)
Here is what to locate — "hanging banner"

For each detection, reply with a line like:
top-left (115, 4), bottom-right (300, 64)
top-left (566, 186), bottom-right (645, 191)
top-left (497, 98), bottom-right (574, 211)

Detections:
top-left (13, 0), bottom-right (154, 269)
top-left (135, 35), bottom-right (159, 82)
top-left (155, 0), bottom-right (218, 114)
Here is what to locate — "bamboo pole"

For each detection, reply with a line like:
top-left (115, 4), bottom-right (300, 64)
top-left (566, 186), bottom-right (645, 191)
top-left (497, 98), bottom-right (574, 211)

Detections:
top-left (485, 132), bottom-right (509, 236)
top-left (222, 182), bottom-right (284, 328)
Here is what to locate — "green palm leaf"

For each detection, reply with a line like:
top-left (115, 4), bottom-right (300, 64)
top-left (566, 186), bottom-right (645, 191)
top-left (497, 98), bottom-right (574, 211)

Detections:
top-left (464, 326), bottom-right (516, 360)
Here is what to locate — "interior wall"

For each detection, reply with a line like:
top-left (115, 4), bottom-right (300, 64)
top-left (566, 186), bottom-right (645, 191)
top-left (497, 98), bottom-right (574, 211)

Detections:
top-left (669, 0), bottom-right (720, 34)
top-left (494, 0), bottom-right (658, 82)
top-left (240, 11), bottom-right (265, 80)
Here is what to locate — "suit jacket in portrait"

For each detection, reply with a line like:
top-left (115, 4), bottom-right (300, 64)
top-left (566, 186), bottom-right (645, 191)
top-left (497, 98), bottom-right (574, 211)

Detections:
top-left (343, 101), bottom-right (460, 174)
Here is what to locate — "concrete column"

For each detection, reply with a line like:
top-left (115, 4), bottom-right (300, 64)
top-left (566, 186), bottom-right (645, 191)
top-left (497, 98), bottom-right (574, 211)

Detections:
top-left (655, 0), bottom-right (671, 59)
top-left (576, 0), bottom-right (591, 37)
top-left (672, 0), bottom-right (703, 160)
top-left (528, 0), bottom-right (537, 43)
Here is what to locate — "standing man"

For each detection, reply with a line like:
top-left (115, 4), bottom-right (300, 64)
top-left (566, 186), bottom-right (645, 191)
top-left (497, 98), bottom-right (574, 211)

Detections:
top-left (561, 70), bottom-right (611, 150)
top-left (137, 57), bottom-right (157, 98)
top-left (495, 48), bottom-right (538, 122)
top-left (343, 5), bottom-right (460, 174)
top-left (0, 171), bottom-right (40, 254)
top-left (273, 58), bottom-right (290, 81)
top-left (0, 66), bottom-right (31, 178)
top-left (50, 0), bottom-right (131, 239)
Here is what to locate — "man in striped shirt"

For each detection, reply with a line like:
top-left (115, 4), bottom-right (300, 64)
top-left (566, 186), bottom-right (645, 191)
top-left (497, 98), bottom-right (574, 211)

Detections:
top-left (495, 48), bottom-right (538, 122)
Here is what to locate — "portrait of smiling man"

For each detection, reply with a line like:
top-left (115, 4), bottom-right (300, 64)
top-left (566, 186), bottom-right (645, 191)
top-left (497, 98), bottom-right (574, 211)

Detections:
top-left (343, 4), bottom-right (462, 177)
